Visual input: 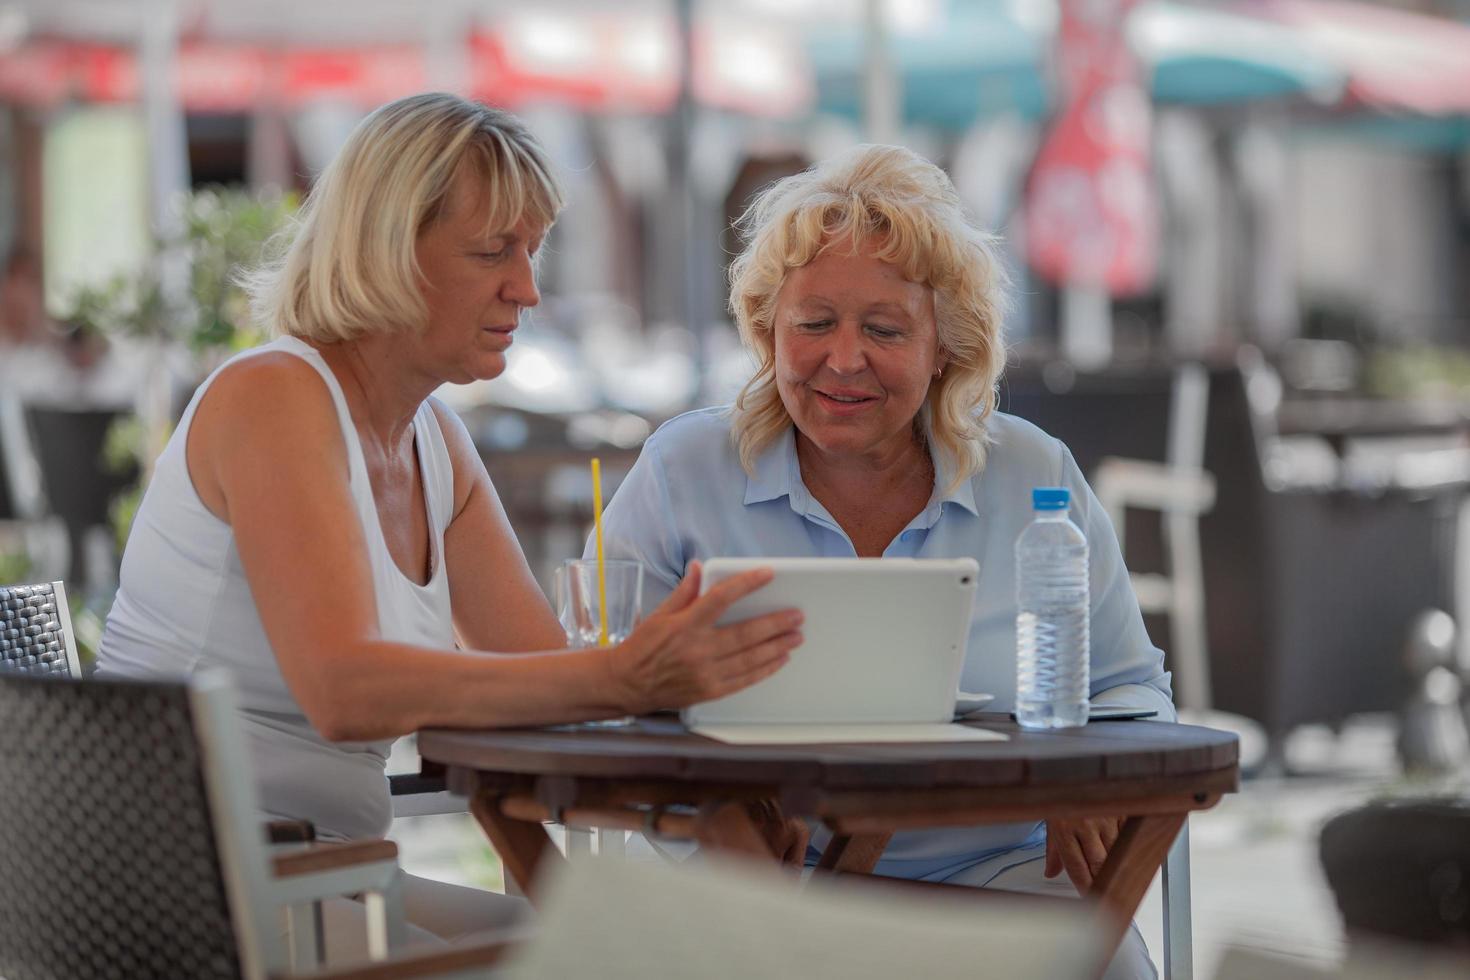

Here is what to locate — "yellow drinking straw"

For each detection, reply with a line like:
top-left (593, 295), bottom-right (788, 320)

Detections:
top-left (591, 457), bottom-right (609, 646)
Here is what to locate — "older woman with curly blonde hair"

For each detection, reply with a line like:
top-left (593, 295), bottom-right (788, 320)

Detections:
top-left (596, 144), bottom-right (1174, 979)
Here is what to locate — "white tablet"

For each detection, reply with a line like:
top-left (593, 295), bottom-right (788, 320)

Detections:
top-left (683, 557), bottom-right (979, 727)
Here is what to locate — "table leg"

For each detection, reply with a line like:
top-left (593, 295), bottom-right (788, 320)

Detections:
top-left (1088, 812), bottom-right (1187, 979)
top-left (815, 832), bottom-right (893, 874)
top-left (469, 790), bottom-right (563, 904)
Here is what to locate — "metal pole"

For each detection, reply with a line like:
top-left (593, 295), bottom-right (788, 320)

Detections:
top-left (862, 0), bottom-right (900, 143)
top-left (139, 0), bottom-right (190, 243)
top-left (137, 0), bottom-right (191, 485)
top-left (672, 0), bottom-right (709, 401)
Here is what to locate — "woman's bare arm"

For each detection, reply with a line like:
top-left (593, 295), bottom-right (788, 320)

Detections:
top-left (187, 355), bottom-right (799, 742)
top-left (431, 400), bottom-right (565, 653)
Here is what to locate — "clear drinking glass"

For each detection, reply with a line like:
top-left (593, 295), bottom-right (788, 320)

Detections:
top-left (553, 558), bottom-right (644, 727)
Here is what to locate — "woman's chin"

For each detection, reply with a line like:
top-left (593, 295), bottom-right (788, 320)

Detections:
top-left (795, 417), bottom-right (925, 465)
top-left (436, 360), bottom-right (506, 389)
top-left (796, 427), bottom-right (877, 460)
top-left (463, 353), bottom-right (508, 383)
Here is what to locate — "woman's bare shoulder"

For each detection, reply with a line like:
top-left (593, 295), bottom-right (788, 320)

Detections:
top-left (208, 348), bottom-right (327, 399)
top-left (198, 350), bottom-right (341, 436)
top-left (426, 396), bottom-right (486, 516)
top-left (426, 395), bottom-right (476, 459)
top-left (189, 348), bottom-right (350, 504)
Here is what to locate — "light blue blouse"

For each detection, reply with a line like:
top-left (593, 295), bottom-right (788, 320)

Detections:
top-left (590, 406), bottom-right (1175, 880)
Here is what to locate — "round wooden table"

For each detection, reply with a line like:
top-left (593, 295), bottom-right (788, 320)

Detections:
top-left (419, 714), bottom-right (1238, 978)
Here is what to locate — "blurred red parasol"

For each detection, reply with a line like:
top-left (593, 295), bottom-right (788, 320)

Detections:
top-left (0, 14), bottom-right (810, 117)
top-left (1238, 0), bottom-right (1470, 116)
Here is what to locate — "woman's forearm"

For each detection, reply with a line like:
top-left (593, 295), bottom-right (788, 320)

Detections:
top-left (286, 565), bottom-right (797, 743)
top-left (297, 641), bottom-right (628, 742)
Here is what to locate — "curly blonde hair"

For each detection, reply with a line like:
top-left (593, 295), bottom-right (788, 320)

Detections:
top-left (246, 93), bottom-right (564, 343)
top-left (728, 144), bottom-right (1008, 491)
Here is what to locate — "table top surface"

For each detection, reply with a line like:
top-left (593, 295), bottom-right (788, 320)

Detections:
top-left (418, 714), bottom-right (1239, 792)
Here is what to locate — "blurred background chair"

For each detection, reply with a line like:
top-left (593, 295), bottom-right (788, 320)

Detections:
top-left (1319, 798), bottom-right (1470, 950)
top-left (1093, 363), bottom-right (1216, 715)
top-left (0, 394), bottom-right (68, 582)
top-left (1200, 347), bottom-right (1470, 767)
top-left (1005, 348), bottom-right (1470, 770)
top-left (23, 404), bottom-right (136, 595)
top-left (0, 579), bottom-right (80, 677)
top-left (0, 670), bottom-right (420, 977)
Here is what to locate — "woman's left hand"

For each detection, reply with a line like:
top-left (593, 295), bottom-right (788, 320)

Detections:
top-left (1044, 816), bottom-right (1125, 895)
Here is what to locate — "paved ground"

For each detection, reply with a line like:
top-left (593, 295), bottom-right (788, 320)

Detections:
top-left (389, 713), bottom-right (1468, 978)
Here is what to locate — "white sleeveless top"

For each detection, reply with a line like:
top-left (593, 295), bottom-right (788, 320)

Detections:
top-left (99, 336), bottom-right (456, 841)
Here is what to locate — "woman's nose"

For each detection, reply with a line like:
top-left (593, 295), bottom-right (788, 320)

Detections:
top-left (503, 251), bottom-right (541, 309)
top-left (824, 324), bottom-right (867, 374)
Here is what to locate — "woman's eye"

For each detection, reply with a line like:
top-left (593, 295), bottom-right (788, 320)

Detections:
top-left (797, 320), bottom-right (832, 331)
top-left (867, 325), bottom-right (902, 339)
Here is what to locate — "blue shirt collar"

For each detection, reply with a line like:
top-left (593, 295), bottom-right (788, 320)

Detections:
top-left (743, 423), bottom-right (981, 522)
top-left (933, 446), bottom-right (981, 518)
top-left (743, 425), bottom-right (801, 506)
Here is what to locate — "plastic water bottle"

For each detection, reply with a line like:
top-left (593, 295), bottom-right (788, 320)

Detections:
top-left (1015, 487), bottom-right (1090, 729)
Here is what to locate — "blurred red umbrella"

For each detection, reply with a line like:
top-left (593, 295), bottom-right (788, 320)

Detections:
top-left (1238, 0), bottom-right (1470, 116)
top-left (0, 13), bottom-right (810, 117)
top-left (1025, 0), bottom-right (1158, 297)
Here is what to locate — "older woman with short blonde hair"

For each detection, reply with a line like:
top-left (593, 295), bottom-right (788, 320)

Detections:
top-left (596, 144), bottom-right (1174, 979)
top-left (99, 93), bottom-right (801, 959)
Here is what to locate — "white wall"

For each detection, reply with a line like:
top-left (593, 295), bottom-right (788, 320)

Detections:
top-left (1291, 137), bottom-right (1461, 343)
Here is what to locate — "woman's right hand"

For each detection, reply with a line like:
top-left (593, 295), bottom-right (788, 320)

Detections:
top-left (610, 561), bottom-right (802, 715)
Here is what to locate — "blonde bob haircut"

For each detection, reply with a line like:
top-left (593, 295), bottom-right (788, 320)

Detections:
top-left (728, 144), bottom-right (1008, 491)
top-left (247, 93), bottom-right (564, 342)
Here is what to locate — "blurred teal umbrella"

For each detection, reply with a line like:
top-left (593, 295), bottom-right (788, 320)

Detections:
top-left (1232, 0), bottom-right (1470, 151)
top-left (1134, 1), bottom-right (1343, 107)
top-left (807, 0), bottom-right (1345, 128)
top-left (806, 0), bottom-right (1052, 127)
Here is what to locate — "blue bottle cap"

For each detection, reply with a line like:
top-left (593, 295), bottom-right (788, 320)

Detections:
top-left (1032, 487), bottom-right (1070, 510)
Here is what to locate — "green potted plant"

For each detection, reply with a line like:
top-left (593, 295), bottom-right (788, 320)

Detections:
top-left (61, 186), bottom-right (296, 545)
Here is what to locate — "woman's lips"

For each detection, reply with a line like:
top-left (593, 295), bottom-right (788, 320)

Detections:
top-left (814, 389), bottom-right (878, 414)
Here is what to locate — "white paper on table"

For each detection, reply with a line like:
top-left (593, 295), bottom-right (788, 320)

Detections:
top-left (689, 723), bottom-right (1008, 745)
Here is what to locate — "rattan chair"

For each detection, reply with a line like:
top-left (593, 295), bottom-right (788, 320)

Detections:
top-left (0, 579), bottom-right (81, 678)
top-left (0, 670), bottom-right (520, 979)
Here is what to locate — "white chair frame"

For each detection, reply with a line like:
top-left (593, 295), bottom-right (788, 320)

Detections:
top-left (190, 671), bottom-right (408, 976)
